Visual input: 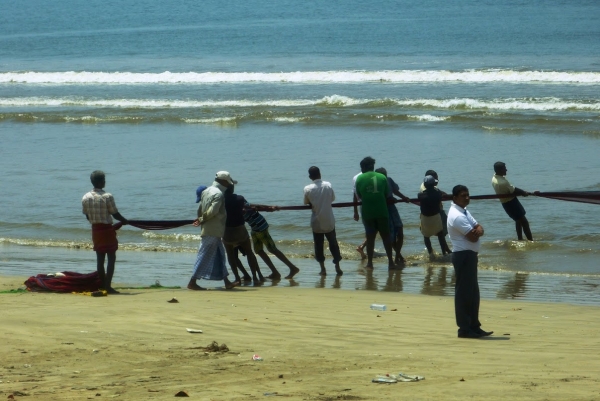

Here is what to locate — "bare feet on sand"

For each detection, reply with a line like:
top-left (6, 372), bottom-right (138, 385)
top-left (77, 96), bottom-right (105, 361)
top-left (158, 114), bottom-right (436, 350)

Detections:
top-left (395, 255), bottom-right (406, 265)
top-left (284, 267), bottom-right (300, 279)
top-left (356, 245), bottom-right (367, 260)
top-left (267, 273), bottom-right (282, 280)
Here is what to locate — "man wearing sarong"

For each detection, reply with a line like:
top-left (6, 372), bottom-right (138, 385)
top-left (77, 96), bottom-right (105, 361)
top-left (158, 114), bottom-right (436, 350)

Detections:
top-left (188, 171), bottom-right (238, 291)
top-left (419, 169), bottom-right (449, 237)
top-left (223, 184), bottom-right (264, 285)
top-left (418, 175), bottom-right (451, 256)
top-left (82, 170), bottom-right (129, 294)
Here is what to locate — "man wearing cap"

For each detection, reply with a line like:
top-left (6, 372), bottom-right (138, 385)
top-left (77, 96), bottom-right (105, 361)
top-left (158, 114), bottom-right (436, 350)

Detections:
top-left (418, 175), bottom-right (451, 256)
top-left (304, 166), bottom-right (343, 276)
top-left (188, 171), bottom-right (239, 290)
top-left (447, 185), bottom-right (492, 339)
top-left (419, 169), bottom-right (449, 237)
top-left (491, 162), bottom-right (533, 241)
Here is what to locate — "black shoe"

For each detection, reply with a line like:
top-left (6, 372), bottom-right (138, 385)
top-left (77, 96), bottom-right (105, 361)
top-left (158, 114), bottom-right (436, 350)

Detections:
top-left (457, 330), bottom-right (481, 339)
top-left (473, 328), bottom-right (493, 336)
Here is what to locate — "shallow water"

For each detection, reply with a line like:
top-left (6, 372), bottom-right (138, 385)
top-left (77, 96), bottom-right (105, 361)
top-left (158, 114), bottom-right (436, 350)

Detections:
top-left (1, 0), bottom-right (599, 304)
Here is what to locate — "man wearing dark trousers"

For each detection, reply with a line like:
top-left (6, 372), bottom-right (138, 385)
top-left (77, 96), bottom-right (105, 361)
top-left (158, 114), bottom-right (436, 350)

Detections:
top-left (447, 185), bottom-right (493, 339)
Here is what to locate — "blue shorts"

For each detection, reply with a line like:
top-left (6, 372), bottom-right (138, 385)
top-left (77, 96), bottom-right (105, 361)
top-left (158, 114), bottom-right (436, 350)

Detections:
top-left (502, 197), bottom-right (526, 221)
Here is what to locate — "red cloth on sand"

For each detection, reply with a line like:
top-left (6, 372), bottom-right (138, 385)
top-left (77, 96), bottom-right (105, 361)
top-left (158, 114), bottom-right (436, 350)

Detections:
top-left (24, 271), bottom-right (102, 293)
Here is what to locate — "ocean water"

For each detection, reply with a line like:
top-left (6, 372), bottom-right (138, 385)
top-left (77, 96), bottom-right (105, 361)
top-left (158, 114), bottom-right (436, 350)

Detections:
top-left (1, 0), bottom-right (599, 304)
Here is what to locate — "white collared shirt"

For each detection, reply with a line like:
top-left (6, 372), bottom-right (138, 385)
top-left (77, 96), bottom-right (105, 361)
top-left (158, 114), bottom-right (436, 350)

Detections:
top-left (447, 202), bottom-right (480, 252)
top-left (304, 179), bottom-right (336, 233)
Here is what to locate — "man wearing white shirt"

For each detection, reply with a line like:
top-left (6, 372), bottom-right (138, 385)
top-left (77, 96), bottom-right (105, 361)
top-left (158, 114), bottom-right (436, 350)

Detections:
top-left (447, 185), bottom-right (493, 339)
top-left (304, 166), bottom-right (343, 276)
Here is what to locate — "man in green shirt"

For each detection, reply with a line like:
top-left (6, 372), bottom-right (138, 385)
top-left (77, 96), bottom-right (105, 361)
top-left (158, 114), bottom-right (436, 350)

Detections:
top-left (355, 157), bottom-right (395, 270)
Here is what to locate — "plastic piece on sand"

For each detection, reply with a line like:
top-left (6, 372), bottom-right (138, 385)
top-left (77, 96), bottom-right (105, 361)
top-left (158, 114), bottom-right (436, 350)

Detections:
top-left (372, 376), bottom-right (397, 383)
top-left (252, 354), bottom-right (263, 361)
top-left (370, 304), bottom-right (387, 311)
top-left (396, 372), bottom-right (425, 381)
top-left (186, 328), bottom-right (203, 333)
top-left (373, 373), bottom-right (425, 383)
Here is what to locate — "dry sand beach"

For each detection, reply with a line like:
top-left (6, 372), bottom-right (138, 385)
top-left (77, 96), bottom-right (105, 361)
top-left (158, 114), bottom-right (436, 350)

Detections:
top-left (1, 275), bottom-right (599, 401)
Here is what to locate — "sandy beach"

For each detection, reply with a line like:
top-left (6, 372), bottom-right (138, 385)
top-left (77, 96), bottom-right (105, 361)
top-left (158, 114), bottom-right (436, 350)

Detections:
top-left (1, 275), bottom-right (599, 401)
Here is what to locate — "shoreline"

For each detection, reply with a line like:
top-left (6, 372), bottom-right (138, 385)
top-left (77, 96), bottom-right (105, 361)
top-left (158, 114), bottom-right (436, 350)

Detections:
top-left (2, 243), bottom-right (600, 307)
top-left (1, 279), bottom-right (599, 400)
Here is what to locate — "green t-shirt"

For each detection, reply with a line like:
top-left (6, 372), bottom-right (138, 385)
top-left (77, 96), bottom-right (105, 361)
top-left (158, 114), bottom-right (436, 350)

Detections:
top-left (355, 171), bottom-right (389, 219)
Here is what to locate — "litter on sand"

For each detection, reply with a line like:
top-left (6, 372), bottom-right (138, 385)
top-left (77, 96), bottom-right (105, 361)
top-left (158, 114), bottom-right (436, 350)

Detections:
top-left (186, 328), bottom-right (203, 333)
top-left (372, 372), bottom-right (425, 383)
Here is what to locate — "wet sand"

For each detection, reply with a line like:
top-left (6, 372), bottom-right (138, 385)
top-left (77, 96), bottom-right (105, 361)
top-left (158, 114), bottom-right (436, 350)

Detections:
top-left (1, 275), bottom-right (599, 400)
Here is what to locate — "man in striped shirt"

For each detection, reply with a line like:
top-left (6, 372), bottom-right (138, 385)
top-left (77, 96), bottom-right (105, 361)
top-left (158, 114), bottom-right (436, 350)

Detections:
top-left (243, 202), bottom-right (300, 279)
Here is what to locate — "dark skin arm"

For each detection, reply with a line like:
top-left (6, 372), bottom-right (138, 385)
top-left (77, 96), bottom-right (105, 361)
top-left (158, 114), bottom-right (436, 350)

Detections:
top-left (247, 204), bottom-right (279, 212)
top-left (392, 188), bottom-right (410, 202)
top-left (465, 224), bottom-right (484, 242)
top-left (514, 187), bottom-right (530, 196)
top-left (353, 193), bottom-right (360, 221)
top-left (112, 212), bottom-right (128, 224)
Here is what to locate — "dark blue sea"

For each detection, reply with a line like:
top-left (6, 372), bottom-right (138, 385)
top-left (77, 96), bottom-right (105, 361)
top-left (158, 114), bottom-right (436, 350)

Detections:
top-left (1, 0), bottom-right (599, 304)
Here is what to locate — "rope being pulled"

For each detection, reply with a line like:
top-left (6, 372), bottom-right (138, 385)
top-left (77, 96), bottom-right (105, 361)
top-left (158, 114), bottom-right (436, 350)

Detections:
top-left (275, 191), bottom-right (600, 211)
top-left (114, 220), bottom-right (195, 230)
top-left (110, 191), bottom-right (600, 230)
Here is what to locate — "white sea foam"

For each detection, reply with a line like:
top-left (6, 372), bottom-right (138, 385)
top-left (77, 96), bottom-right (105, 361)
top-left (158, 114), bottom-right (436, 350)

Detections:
top-left (183, 117), bottom-right (238, 124)
top-left (271, 117), bottom-right (305, 123)
top-left (407, 114), bottom-right (450, 122)
top-left (1, 69), bottom-right (600, 84)
top-left (0, 97), bottom-right (316, 108)
top-left (1, 96), bottom-right (598, 111)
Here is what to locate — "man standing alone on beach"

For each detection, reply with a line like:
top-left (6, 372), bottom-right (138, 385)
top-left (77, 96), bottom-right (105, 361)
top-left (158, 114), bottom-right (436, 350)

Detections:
top-left (355, 157), bottom-right (395, 270)
top-left (188, 171), bottom-right (238, 291)
top-left (491, 162), bottom-right (533, 241)
top-left (304, 166), bottom-right (343, 276)
top-left (82, 170), bottom-right (129, 294)
top-left (447, 185), bottom-right (492, 339)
